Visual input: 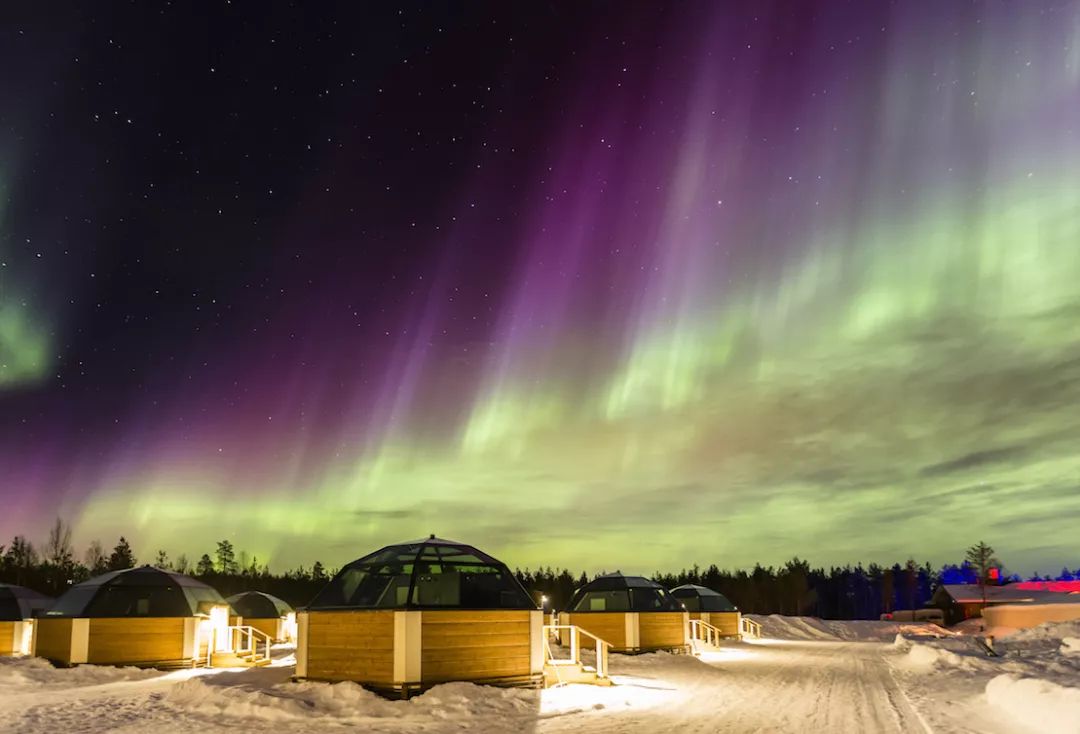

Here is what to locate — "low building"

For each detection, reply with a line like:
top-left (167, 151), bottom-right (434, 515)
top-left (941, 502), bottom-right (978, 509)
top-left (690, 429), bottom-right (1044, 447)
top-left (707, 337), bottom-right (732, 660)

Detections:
top-left (0, 584), bottom-right (53, 656)
top-left (33, 566), bottom-right (246, 668)
top-left (931, 584), bottom-right (1079, 626)
top-left (296, 535), bottom-right (543, 698)
top-left (226, 591), bottom-right (296, 643)
top-left (559, 573), bottom-right (688, 654)
top-left (670, 584), bottom-right (743, 638)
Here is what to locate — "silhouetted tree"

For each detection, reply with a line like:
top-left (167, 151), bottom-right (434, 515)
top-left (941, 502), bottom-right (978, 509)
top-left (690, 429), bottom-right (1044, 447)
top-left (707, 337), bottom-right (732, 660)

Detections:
top-left (84, 540), bottom-right (108, 576)
top-left (215, 540), bottom-right (237, 575)
top-left (966, 541), bottom-right (1000, 611)
top-left (196, 553), bottom-right (215, 576)
top-left (107, 537), bottom-right (136, 571)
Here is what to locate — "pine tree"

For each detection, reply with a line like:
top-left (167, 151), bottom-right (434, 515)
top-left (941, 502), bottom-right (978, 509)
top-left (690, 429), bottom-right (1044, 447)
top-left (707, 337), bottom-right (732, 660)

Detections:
top-left (196, 553), bottom-right (215, 576)
top-left (154, 550), bottom-right (171, 569)
top-left (312, 560), bottom-right (327, 581)
top-left (965, 541), bottom-right (1000, 613)
top-left (215, 540), bottom-right (237, 575)
top-left (107, 537), bottom-right (136, 571)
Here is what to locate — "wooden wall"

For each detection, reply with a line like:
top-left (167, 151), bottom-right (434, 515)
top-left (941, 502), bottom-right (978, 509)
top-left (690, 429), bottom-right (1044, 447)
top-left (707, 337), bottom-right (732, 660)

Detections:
top-left (87, 618), bottom-right (186, 665)
top-left (561, 612), bottom-right (627, 650)
top-left (707, 611), bottom-right (741, 637)
top-left (0, 621), bottom-right (15, 655)
top-left (305, 610), bottom-right (395, 686)
top-left (245, 617), bottom-right (283, 642)
top-left (420, 610), bottom-right (531, 684)
top-left (34, 618), bottom-right (74, 664)
top-left (638, 612), bottom-right (687, 651)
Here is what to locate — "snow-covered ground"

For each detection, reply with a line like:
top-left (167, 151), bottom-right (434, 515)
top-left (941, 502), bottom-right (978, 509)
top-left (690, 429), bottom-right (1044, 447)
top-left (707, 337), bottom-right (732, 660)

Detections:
top-left (2, 619), bottom-right (1078, 734)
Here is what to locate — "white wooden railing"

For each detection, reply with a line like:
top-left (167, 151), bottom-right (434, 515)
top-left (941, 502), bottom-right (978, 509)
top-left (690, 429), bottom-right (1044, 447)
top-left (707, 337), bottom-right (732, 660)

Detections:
top-left (230, 625), bottom-right (272, 663)
top-left (689, 619), bottom-right (724, 651)
top-left (740, 616), bottom-right (762, 639)
top-left (543, 624), bottom-right (611, 683)
top-left (203, 624), bottom-right (273, 667)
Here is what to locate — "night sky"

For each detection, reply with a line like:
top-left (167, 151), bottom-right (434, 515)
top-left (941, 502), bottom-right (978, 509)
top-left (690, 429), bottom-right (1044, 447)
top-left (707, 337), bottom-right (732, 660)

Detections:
top-left (2, 2), bottom-right (1079, 575)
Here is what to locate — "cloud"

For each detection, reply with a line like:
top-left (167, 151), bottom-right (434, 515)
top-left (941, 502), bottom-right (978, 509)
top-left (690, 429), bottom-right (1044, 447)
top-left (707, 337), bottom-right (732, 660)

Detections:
top-left (919, 447), bottom-right (1029, 477)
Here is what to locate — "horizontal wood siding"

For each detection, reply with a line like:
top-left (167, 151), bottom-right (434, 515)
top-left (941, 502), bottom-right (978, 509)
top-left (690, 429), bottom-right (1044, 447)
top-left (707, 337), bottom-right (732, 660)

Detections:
top-left (305, 610), bottom-right (394, 685)
top-left (0, 621), bottom-right (15, 655)
top-left (246, 617), bottom-right (282, 642)
top-left (34, 618), bottom-right (73, 664)
top-left (706, 612), bottom-right (741, 637)
top-left (420, 610), bottom-right (531, 683)
top-left (87, 618), bottom-right (186, 664)
top-left (563, 612), bottom-right (626, 650)
top-left (639, 612), bottom-right (686, 650)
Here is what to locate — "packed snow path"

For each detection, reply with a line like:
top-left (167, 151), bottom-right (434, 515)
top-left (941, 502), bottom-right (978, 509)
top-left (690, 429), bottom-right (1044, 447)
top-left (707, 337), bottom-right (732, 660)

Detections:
top-left (656, 640), bottom-right (932, 734)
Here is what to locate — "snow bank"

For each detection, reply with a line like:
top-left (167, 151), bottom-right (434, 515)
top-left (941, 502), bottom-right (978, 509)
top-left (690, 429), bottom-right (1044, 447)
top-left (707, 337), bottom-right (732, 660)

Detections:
top-left (986, 674), bottom-right (1080, 734)
top-left (748, 615), bottom-right (946, 642)
top-left (0, 656), bottom-right (160, 690)
top-left (893, 640), bottom-right (972, 672)
top-left (1061, 638), bottom-right (1080, 656)
top-left (161, 677), bottom-right (539, 727)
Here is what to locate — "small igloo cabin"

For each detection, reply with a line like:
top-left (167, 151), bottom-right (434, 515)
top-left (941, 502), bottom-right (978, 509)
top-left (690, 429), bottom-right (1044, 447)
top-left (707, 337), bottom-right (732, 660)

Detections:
top-left (226, 591), bottom-right (296, 642)
top-left (34, 566), bottom-right (239, 668)
top-left (670, 584), bottom-right (743, 638)
top-left (0, 584), bottom-right (53, 656)
top-left (559, 572), bottom-right (688, 654)
top-left (297, 535), bottom-right (542, 697)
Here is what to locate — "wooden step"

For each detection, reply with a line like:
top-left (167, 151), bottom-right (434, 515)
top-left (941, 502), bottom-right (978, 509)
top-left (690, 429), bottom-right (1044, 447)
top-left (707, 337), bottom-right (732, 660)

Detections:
top-left (543, 662), bottom-right (613, 687)
top-left (210, 652), bottom-right (272, 668)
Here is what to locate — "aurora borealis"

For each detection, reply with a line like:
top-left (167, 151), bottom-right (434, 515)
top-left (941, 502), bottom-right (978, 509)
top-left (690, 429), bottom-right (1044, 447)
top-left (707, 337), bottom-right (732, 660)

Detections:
top-left (2, 3), bottom-right (1079, 575)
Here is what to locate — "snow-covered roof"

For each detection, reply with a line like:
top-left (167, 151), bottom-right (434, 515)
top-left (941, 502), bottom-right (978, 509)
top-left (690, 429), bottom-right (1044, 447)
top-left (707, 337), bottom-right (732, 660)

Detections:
top-left (938, 584), bottom-right (1080, 604)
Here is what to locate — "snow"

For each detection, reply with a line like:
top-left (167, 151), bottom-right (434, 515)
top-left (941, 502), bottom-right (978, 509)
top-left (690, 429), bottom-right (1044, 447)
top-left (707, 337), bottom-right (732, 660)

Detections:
top-left (986, 675), bottom-right (1080, 734)
top-left (747, 613), bottom-right (949, 641)
top-left (2, 618), bottom-right (1079, 733)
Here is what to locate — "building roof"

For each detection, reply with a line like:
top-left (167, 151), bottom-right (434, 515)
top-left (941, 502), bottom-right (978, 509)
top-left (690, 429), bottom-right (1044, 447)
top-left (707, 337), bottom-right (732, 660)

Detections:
top-left (935, 584), bottom-right (1080, 605)
top-left (566, 572), bottom-right (682, 612)
top-left (226, 591), bottom-right (293, 618)
top-left (1012, 580), bottom-right (1080, 593)
top-left (46, 566), bottom-right (231, 618)
top-left (670, 584), bottom-right (738, 612)
top-left (306, 535), bottom-right (536, 611)
top-left (0, 583), bottom-right (54, 621)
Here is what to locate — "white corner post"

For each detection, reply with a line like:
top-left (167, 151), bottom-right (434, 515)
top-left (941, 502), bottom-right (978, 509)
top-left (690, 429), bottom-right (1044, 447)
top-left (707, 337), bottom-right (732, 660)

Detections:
top-left (295, 612), bottom-right (309, 678)
top-left (70, 618), bottom-right (90, 664)
top-left (182, 618), bottom-right (198, 659)
top-left (625, 612), bottom-right (640, 651)
top-left (529, 610), bottom-right (543, 676)
top-left (393, 611), bottom-right (422, 688)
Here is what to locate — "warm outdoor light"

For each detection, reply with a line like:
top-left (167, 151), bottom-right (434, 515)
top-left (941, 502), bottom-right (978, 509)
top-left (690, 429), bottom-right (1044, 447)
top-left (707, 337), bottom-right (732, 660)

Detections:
top-left (208, 605), bottom-right (231, 653)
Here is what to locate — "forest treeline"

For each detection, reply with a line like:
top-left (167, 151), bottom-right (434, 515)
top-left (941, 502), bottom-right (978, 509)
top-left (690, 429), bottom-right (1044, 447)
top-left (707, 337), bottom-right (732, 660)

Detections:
top-left (2, 520), bottom-right (1078, 618)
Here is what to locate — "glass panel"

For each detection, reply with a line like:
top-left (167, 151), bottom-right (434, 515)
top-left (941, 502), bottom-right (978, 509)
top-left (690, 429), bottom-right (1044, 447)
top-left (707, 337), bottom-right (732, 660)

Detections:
top-left (631, 588), bottom-right (668, 611)
top-left (310, 563), bottom-right (414, 608)
top-left (575, 590), bottom-right (631, 612)
top-left (46, 586), bottom-right (100, 617)
top-left (678, 595), bottom-right (701, 611)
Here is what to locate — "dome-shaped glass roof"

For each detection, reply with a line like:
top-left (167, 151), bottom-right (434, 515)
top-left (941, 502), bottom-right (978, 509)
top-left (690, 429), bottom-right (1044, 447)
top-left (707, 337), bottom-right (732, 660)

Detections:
top-left (227, 591), bottom-right (293, 618)
top-left (670, 584), bottom-right (738, 612)
top-left (566, 572), bottom-right (682, 613)
top-left (0, 583), bottom-right (53, 621)
top-left (307, 536), bottom-right (536, 610)
top-left (45, 566), bottom-right (232, 618)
